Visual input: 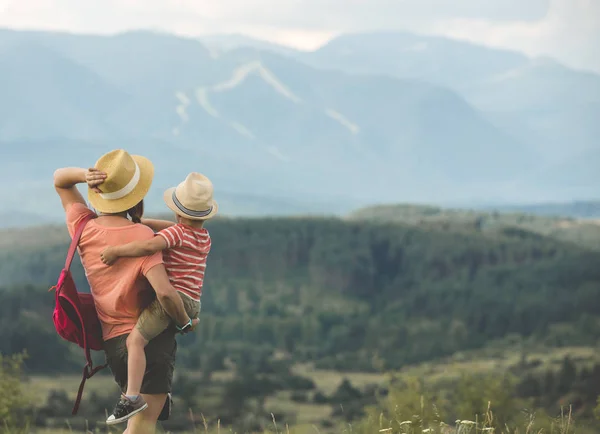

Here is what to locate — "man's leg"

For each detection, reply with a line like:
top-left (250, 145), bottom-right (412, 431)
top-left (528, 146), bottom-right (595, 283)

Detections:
top-left (126, 393), bottom-right (167, 434)
top-left (158, 392), bottom-right (172, 421)
top-left (129, 329), bottom-right (178, 433)
top-left (105, 327), bottom-right (177, 434)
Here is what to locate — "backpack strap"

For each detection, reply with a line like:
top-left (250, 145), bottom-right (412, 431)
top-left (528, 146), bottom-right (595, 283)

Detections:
top-left (73, 362), bottom-right (106, 415)
top-left (48, 213), bottom-right (96, 294)
top-left (61, 212), bottom-right (107, 415)
top-left (65, 213), bottom-right (95, 271)
top-left (73, 306), bottom-right (108, 415)
top-left (71, 301), bottom-right (108, 415)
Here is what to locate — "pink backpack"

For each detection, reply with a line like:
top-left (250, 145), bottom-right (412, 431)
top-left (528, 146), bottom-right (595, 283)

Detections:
top-left (49, 213), bottom-right (107, 415)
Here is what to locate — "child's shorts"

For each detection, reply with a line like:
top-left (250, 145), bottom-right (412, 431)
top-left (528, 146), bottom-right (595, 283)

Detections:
top-left (135, 292), bottom-right (200, 341)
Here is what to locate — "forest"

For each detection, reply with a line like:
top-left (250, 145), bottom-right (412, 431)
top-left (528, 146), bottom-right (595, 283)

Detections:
top-left (0, 211), bottom-right (599, 432)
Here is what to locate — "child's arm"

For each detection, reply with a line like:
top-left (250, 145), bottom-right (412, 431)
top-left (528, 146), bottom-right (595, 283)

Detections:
top-left (100, 237), bottom-right (168, 266)
top-left (141, 218), bottom-right (176, 232)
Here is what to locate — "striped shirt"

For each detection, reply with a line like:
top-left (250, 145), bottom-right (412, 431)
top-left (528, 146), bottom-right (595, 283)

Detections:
top-left (157, 224), bottom-right (211, 301)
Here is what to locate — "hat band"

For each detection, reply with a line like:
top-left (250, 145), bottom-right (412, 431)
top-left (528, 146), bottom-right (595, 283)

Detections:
top-left (172, 191), bottom-right (213, 218)
top-left (99, 162), bottom-right (141, 200)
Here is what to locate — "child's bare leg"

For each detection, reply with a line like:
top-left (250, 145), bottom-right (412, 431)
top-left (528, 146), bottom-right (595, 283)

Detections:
top-left (125, 328), bottom-right (149, 397)
top-left (106, 328), bottom-right (150, 425)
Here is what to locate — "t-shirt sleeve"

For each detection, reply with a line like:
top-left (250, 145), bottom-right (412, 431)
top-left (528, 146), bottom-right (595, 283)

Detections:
top-left (65, 203), bottom-right (96, 237)
top-left (140, 251), bottom-right (164, 276)
top-left (157, 225), bottom-right (184, 249)
top-left (139, 226), bottom-right (164, 276)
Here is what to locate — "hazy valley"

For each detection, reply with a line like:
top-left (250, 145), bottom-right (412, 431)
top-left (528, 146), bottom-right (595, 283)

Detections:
top-left (1, 24), bottom-right (599, 434)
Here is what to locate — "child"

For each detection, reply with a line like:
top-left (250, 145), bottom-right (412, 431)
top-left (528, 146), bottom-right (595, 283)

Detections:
top-left (101, 172), bottom-right (217, 425)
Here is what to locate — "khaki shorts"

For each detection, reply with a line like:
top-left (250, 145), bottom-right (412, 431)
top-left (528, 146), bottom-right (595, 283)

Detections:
top-left (104, 329), bottom-right (176, 395)
top-left (135, 293), bottom-right (200, 341)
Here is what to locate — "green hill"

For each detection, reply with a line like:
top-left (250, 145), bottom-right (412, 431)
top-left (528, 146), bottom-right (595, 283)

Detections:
top-left (1, 215), bottom-right (599, 374)
top-left (348, 203), bottom-right (600, 251)
top-left (2, 214), bottom-right (600, 431)
top-left (481, 200), bottom-right (600, 219)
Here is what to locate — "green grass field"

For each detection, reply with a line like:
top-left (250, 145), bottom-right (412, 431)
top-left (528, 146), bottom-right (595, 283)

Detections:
top-left (24, 345), bottom-right (600, 433)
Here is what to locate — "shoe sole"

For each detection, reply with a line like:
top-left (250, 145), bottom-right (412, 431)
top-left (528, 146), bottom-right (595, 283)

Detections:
top-left (106, 402), bottom-right (149, 425)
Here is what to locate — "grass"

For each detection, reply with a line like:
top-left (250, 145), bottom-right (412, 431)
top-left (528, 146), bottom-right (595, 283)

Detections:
top-left (264, 391), bottom-right (331, 424)
top-left (33, 408), bottom-right (583, 434)
top-left (27, 374), bottom-right (116, 403)
top-left (20, 345), bottom-right (600, 434)
top-left (398, 346), bottom-right (600, 384)
top-left (292, 364), bottom-right (385, 395)
top-left (11, 415), bottom-right (584, 434)
top-left (360, 406), bottom-right (579, 434)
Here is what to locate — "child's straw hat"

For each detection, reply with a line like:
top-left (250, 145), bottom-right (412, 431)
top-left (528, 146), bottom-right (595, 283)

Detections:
top-left (163, 172), bottom-right (218, 220)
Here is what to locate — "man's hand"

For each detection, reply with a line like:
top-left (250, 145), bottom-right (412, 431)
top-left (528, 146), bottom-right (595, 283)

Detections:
top-left (86, 168), bottom-right (107, 193)
top-left (100, 247), bottom-right (119, 265)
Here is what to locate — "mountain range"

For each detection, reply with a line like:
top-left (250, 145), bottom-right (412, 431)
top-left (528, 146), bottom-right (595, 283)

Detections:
top-left (0, 28), bottom-right (598, 223)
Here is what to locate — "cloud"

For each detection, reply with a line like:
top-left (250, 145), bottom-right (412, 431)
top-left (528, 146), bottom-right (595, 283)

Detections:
top-left (0, 0), bottom-right (216, 33)
top-left (0, 0), bottom-right (597, 71)
top-left (431, 0), bottom-right (600, 72)
top-left (178, 0), bottom-right (550, 28)
top-left (0, 0), bottom-right (550, 33)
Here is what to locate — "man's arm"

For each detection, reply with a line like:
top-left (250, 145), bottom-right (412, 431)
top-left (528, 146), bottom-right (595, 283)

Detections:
top-left (142, 218), bottom-right (176, 232)
top-left (145, 265), bottom-right (191, 328)
top-left (100, 237), bottom-right (167, 265)
top-left (54, 167), bottom-right (88, 211)
top-left (54, 167), bottom-right (106, 211)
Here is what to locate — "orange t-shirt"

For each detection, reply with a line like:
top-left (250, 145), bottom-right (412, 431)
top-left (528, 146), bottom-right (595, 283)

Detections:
top-left (66, 203), bottom-right (163, 341)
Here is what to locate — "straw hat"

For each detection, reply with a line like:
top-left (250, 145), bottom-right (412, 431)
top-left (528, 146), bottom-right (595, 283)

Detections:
top-left (87, 149), bottom-right (154, 214)
top-left (163, 172), bottom-right (218, 220)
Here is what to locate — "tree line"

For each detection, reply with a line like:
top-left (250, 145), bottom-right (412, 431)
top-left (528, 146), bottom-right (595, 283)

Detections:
top-left (0, 217), bottom-right (599, 372)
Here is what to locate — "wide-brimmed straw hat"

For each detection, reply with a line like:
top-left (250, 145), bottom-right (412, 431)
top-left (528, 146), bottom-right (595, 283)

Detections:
top-left (88, 149), bottom-right (154, 214)
top-left (163, 172), bottom-right (218, 221)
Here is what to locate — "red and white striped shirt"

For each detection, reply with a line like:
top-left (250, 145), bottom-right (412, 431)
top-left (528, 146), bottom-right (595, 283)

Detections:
top-left (157, 224), bottom-right (211, 301)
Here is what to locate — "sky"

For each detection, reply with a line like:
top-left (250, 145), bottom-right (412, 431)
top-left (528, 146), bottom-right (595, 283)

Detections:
top-left (0, 0), bottom-right (598, 72)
